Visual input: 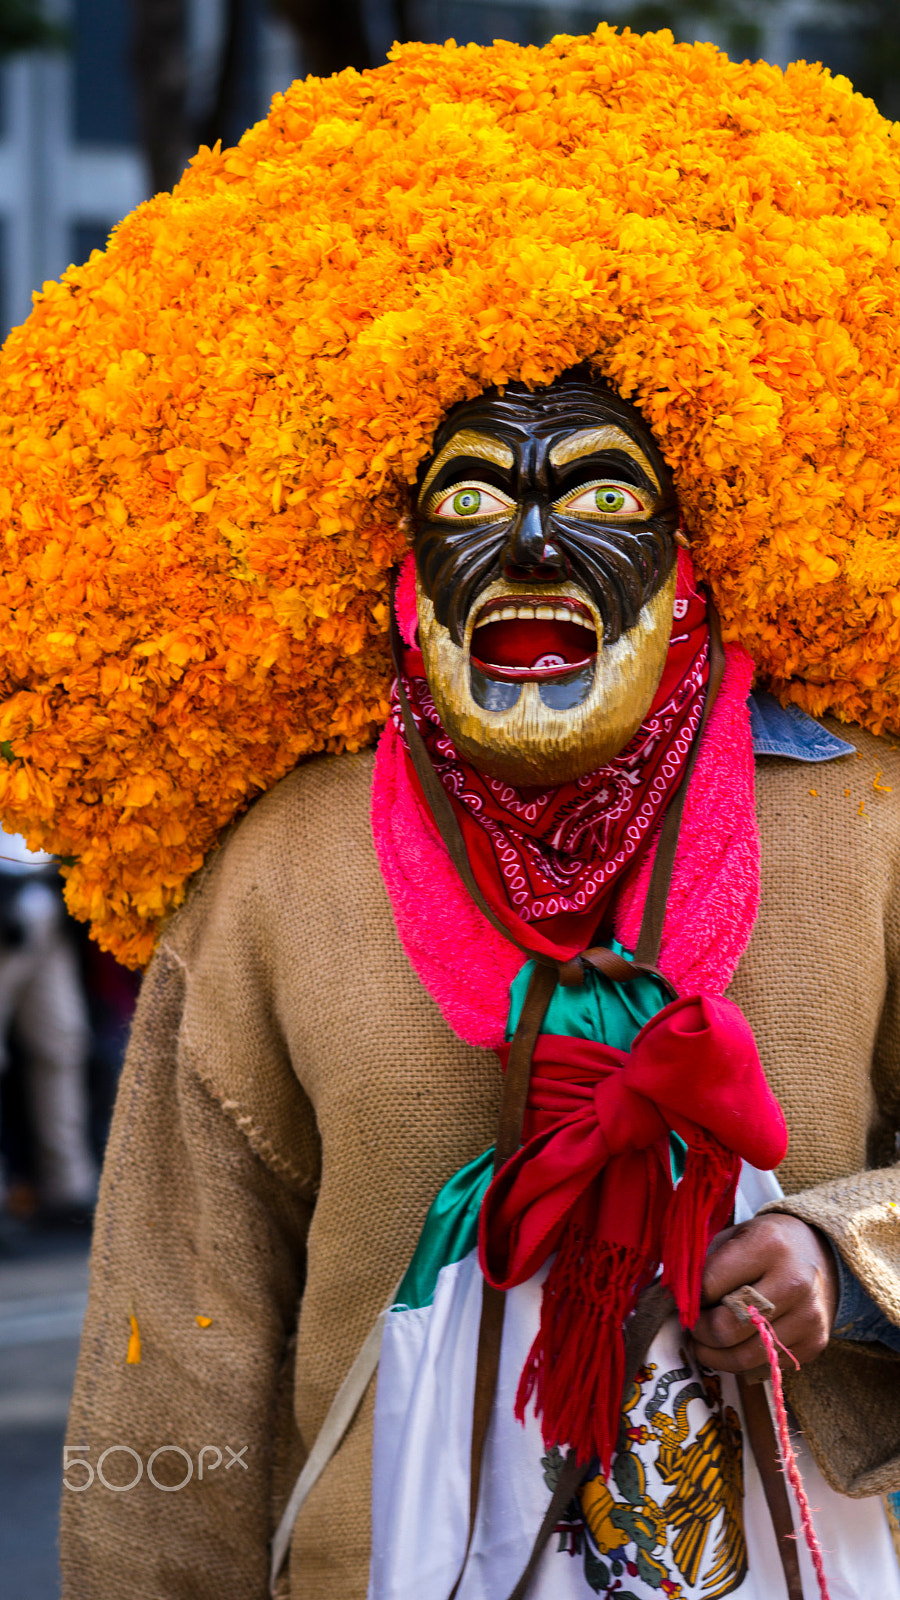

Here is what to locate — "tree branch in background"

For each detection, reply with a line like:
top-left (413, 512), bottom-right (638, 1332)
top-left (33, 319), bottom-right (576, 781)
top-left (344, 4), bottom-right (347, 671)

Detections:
top-left (271, 0), bottom-right (373, 76)
top-left (0, 0), bottom-right (65, 55)
top-left (616, 0), bottom-right (899, 118)
top-left (132, 0), bottom-right (256, 196)
top-left (853, 0), bottom-right (900, 118)
top-left (196, 0), bottom-right (244, 154)
top-left (132, 0), bottom-right (189, 196)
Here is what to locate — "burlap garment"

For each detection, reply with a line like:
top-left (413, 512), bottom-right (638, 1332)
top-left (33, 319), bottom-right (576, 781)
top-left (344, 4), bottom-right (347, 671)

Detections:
top-left (61, 726), bottom-right (900, 1599)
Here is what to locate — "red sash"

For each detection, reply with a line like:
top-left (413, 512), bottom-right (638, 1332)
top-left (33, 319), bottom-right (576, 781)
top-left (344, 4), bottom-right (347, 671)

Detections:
top-left (479, 995), bottom-right (788, 1467)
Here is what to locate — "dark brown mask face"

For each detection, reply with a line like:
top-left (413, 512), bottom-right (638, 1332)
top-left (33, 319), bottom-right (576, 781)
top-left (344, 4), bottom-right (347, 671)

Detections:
top-left (411, 370), bottom-right (681, 786)
top-left (414, 371), bottom-right (679, 651)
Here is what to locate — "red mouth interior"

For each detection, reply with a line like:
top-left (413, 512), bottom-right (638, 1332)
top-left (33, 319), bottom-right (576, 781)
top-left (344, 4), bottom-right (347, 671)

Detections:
top-left (472, 616), bottom-right (597, 673)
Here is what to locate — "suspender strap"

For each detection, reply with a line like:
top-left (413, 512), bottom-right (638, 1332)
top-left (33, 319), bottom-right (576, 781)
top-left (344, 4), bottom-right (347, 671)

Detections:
top-left (269, 592), bottom-right (723, 1600)
top-left (268, 1278), bottom-right (404, 1595)
top-left (739, 1375), bottom-right (805, 1600)
top-left (387, 579), bottom-right (726, 1600)
top-left (505, 1451), bottom-right (587, 1600)
top-left (446, 960), bottom-right (559, 1600)
top-left (502, 1281), bottom-right (678, 1600)
top-left (634, 604), bottom-right (724, 965)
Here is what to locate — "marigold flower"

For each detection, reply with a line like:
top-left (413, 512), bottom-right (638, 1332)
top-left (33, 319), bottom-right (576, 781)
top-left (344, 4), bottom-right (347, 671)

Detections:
top-left (126, 1315), bottom-right (141, 1365)
top-left (0, 28), bottom-right (898, 962)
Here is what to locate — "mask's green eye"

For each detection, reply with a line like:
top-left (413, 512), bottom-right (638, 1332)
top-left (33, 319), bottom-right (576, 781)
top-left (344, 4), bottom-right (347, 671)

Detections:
top-left (429, 480), bottom-right (514, 520)
top-left (595, 487), bottom-right (626, 512)
top-left (557, 480), bottom-right (647, 518)
top-left (453, 488), bottom-right (482, 515)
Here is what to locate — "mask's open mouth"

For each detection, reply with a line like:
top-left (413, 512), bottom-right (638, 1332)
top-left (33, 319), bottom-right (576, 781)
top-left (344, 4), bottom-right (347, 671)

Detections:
top-left (469, 595), bottom-right (598, 712)
top-left (417, 567), bottom-right (676, 785)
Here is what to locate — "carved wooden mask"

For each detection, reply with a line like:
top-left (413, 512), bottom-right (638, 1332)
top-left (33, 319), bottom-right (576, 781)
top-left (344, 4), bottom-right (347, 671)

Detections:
top-left (413, 371), bottom-right (680, 785)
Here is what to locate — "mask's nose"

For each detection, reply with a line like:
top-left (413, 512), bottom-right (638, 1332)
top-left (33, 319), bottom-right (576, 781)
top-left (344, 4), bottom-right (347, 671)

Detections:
top-left (502, 503), bottom-right (566, 583)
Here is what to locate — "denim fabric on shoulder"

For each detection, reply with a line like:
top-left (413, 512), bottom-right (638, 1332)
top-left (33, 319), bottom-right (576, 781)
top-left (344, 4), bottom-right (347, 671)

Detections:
top-left (827, 1238), bottom-right (900, 1353)
top-left (749, 690), bottom-right (857, 762)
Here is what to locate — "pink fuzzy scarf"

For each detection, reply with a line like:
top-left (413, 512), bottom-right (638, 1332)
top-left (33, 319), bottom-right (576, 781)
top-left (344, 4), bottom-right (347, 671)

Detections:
top-left (371, 553), bottom-right (759, 1049)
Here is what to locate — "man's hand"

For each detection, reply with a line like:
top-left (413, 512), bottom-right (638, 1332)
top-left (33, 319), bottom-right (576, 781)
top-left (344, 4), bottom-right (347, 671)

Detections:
top-left (691, 1214), bottom-right (839, 1378)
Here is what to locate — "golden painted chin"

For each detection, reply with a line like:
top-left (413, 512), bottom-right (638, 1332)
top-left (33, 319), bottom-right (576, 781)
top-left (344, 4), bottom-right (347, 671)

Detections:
top-left (417, 568), bottom-right (677, 786)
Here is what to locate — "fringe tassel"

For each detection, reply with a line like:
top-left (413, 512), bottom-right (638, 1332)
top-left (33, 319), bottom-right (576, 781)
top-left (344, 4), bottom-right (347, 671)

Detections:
top-left (662, 1133), bottom-right (738, 1327)
top-left (515, 1233), bottom-right (645, 1470)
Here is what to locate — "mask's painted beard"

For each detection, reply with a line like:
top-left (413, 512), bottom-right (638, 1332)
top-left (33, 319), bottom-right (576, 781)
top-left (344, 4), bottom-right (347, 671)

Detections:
top-left (416, 512), bottom-right (676, 652)
top-left (417, 567), bottom-right (677, 787)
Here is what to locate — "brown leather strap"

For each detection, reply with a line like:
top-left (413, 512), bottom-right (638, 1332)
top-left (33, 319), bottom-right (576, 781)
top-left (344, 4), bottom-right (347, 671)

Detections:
top-left (505, 1451), bottom-right (587, 1600)
top-left (447, 961), bottom-right (559, 1600)
top-left (389, 605), bottom-right (555, 975)
top-left (738, 1375), bottom-right (804, 1600)
top-left (493, 961), bottom-right (560, 1175)
top-left (635, 603), bottom-right (725, 964)
top-left (502, 1283), bottom-right (677, 1600)
top-left (622, 1281), bottom-right (677, 1388)
top-left (387, 577), bottom-right (726, 1600)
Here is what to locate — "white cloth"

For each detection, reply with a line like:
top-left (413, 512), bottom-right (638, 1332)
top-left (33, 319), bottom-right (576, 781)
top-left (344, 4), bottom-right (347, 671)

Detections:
top-left (368, 1166), bottom-right (900, 1600)
top-left (0, 827), bottom-right (54, 873)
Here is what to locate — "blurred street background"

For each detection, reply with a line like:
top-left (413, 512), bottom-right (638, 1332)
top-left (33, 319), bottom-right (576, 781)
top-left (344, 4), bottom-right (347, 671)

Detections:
top-left (0, 1227), bottom-right (89, 1600)
top-left (0, 0), bottom-right (897, 1595)
top-left (0, 0), bottom-right (896, 336)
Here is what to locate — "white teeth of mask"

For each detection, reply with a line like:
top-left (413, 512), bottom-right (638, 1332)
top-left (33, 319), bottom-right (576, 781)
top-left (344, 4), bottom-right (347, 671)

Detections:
top-left (475, 603), bottom-right (593, 626)
top-left (416, 571), bottom-right (678, 788)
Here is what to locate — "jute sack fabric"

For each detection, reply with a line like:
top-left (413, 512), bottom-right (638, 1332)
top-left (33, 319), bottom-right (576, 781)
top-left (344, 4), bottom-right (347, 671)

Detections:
top-left (61, 729), bottom-right (900, 1600)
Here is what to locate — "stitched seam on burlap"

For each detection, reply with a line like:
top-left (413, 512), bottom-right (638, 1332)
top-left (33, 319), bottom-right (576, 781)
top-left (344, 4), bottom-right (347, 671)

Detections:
top-left (206, 1077), bottom-right (320, 1200)
top-left (158, 936), bottom-right (189, 976)
top-left (160, 937), bottom-right (321, 1199)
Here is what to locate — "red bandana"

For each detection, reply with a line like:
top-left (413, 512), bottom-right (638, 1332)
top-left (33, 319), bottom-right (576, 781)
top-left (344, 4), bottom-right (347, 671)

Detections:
top-left (392, 588), bottom-right (709, 960)
top-left (389, 575), bottom-right (784, 1472)
top-left (479, 995), bottom-right (788, 1469)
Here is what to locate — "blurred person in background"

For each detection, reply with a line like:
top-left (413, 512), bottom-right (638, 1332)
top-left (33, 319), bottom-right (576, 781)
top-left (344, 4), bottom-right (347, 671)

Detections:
top-left (0, 827), bottom-right (96, 1226)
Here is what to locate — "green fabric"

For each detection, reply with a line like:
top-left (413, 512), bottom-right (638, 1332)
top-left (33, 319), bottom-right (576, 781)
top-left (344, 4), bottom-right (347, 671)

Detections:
top-left (505, 940), bottom-right (670, 1045)
top-left (508, 947), bottom-right (685, 1182)
top-left (395, 1147), bottom-right (495, 1311)
top-left (670, 1130), bottom-right (688, 1184)
top-left (395, 947), bottom-right (679, 1313)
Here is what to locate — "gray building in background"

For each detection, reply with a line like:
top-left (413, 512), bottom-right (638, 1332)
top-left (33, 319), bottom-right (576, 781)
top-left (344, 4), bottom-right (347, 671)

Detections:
top-left (0, 0), bottom-right (303, 332)
top-left (0, 0), bottom-right (884, 335)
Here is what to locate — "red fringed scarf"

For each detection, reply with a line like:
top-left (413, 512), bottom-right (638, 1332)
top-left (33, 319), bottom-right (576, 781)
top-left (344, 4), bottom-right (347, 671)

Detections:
top-left (391, 575), bottom-right (784, 1472)
top-left (479, 996), bottom-right (788, 1469)
top-left (392, 587), bottom-right (709, 958)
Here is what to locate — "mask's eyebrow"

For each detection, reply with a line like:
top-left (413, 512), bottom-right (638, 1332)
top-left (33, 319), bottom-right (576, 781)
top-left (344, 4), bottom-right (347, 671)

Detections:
top-left (548, 425), bottom-right (660, 492)
top-left (419, 429), bottom-right (515, 502)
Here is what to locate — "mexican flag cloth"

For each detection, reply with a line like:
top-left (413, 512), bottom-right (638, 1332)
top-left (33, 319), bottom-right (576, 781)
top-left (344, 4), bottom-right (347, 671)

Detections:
top-left (367, 960), bottom-right (900, 1600)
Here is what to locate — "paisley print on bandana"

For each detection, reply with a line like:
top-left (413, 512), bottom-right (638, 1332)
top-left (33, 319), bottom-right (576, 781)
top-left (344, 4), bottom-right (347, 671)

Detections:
top-left (392, 587), bottom-right (709, 957)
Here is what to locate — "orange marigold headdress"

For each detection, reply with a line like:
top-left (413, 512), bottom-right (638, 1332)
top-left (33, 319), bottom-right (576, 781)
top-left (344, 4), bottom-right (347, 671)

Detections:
top-left (1, 26), bottom-right (899, 963)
